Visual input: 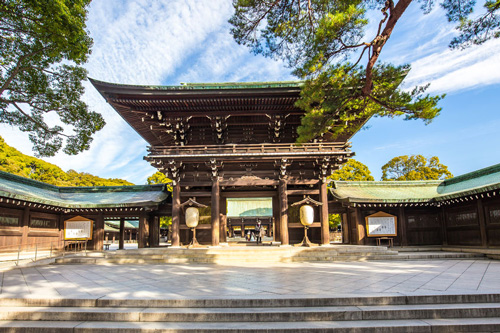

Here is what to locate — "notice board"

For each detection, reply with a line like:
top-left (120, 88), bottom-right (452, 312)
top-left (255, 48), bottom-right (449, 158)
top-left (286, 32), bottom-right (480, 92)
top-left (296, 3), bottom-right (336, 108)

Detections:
top-left (64, 216), bottom-right (93, 240)
top-left (365, 211), bottom-right (397, 237)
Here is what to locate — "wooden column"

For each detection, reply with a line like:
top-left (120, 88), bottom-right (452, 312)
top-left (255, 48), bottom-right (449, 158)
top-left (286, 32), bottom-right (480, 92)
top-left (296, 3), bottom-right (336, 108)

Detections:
top-left (119, 217), bottom-right (125, 250)
top-left (398, 207), bottom-right (408, 247)
top-left (94, 212), bottom-right (104, 251)
top-left (149, 215), bottom-right (160, 247)
top-left (138, 212), bottom-right (148, 248)
top-left (171, 182), bottom-right (181, 247)
top-left (341, 212), bottom-right (349, 244)
top-left (440, 206), bottom-right (448, 246)
top-left (211, 177), bottom-right (220, 246)
top-left (279, 178), bottom-right (289, 245)
top-left (320, 181), bottom-right (330, 245)
top-left (477, 199), bottom-right (488, 247)
top-left (220, 196), bottom-right (227, 243)
top-left (355, 207), bottom-right (365, 245)
top-left (273, 195), bottom-right (280, 242)
top-left (21, 207), bottom-right (30, 248)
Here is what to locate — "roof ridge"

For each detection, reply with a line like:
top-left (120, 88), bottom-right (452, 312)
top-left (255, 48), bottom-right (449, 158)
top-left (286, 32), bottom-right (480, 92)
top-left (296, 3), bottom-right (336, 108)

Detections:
top-left (443, 163), bottom-right (500, 186)
top-left (0, 170), bottom-right (59, 192)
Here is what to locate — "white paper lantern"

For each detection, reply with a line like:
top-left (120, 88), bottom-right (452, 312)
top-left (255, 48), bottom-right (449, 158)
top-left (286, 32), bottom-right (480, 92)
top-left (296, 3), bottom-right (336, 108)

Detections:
top-left (185, 207), bottom-right (199, 228)
top-left (299, 205), bottom-right (315, 226)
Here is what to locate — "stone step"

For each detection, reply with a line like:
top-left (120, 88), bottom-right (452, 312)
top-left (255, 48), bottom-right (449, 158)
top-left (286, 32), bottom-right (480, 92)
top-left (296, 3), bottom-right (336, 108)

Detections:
top-left (3, 293), bottom-right (500, 308)
top-left (1, 317), bottom-right (500, 332)
top-left (1, 303), bottom-right (500, 322)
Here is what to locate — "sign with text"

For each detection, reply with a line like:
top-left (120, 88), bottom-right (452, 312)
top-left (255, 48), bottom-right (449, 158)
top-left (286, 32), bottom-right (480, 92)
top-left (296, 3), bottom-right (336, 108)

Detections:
top-left (366, 212), bottom-right (397, 237)
top-left (64, 216), bottom-right (93, 240)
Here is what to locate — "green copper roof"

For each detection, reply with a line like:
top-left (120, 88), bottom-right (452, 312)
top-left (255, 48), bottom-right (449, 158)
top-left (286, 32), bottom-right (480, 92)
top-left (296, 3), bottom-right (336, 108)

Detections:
top-left (90, 78), bottom-right (303, 92)
top-left (0, 171), bottom-right (170, 208)
top-left (330, 163), bottom-right (500, 203)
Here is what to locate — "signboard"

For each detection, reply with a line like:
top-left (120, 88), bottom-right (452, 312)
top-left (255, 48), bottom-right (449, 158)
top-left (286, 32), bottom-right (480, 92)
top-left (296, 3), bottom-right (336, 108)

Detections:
top-left (366, 211), bottom-right (397, 237)
top-left (64, 216), bottom-right (93, 240)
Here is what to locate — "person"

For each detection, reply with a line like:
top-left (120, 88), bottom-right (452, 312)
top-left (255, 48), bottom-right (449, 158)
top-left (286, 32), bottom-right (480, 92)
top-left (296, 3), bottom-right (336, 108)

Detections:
top-left (255, 221), bottom-right (266, 245)
top-left (246, 230), bottom-right (251, 242)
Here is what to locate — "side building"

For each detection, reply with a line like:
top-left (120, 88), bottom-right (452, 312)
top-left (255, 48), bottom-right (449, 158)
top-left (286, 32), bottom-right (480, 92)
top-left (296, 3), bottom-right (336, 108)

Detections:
top-left (330, 163), bottom-right (500, 248)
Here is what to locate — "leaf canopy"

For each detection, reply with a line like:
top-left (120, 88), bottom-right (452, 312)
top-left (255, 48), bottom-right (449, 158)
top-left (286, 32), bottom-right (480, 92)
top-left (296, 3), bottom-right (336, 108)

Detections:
top-left (0, 0), bottom-right (105, 157)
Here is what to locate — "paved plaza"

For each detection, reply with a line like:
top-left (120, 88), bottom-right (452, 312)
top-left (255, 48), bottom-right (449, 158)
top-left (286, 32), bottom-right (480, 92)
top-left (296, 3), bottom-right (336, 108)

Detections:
top-left (1, 258), bottom-right (499, 301)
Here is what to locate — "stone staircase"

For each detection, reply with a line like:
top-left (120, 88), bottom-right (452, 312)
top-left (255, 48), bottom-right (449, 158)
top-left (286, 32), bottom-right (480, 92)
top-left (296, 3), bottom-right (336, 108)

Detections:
top-left (54, 245), bottom-right (485, 265)
top-left (0, 293), bottom-right (500, 332)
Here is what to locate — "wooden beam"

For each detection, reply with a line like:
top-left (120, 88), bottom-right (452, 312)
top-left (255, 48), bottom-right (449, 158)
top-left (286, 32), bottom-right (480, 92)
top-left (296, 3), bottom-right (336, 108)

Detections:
top-left (287, 189), bottom-right (320, 195)
top-left (220, 179), bottom-right (278, 186)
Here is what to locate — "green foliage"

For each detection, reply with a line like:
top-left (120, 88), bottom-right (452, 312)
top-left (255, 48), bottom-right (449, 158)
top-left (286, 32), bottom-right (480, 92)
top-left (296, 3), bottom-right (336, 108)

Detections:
top-left (329, 159), bottom-right (374, 181)
top-left (160, 216), bottom-right (172, 228)
top-left (329, 213), bottom-right (342, 229)
top-left (0, 0), bottom-right (105, 157)
top-left (381, 155), bottom-right (453, 181)
top-left (146, 171), bottom-right (172, 191)
top-left (0, 136), bottom-right (133, 186)
top-left (230, 0), bottom-right (497, 141)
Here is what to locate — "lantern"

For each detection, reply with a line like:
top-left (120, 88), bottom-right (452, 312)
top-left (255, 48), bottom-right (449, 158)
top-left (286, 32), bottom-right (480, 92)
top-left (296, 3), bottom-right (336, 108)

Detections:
top-left (299, 205), bottom-right (315, 226)
top-left (185, 207), bottom-right (200, 228)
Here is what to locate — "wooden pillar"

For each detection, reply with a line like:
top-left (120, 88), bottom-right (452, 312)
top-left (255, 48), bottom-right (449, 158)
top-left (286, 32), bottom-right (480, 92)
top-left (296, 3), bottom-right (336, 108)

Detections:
top-left (355, 207), bottom-right (365, 245)
top-left (138, 212), bottom-right (148, 248)
top-left (171, 182), bottom-right (181, 247)
top-left (320, 181), bottom-right (330, 245)
top-left (119, 217), bottom-right (125, 250)
top-left (149, 215), bottom-right (160, 247)
top-left (21, 207), bottom-right (30, 248)
top-left (440, 206), bottom-right (448, 246)
top-left (94, 212), bottom-right (104, 251)
top-left (273, 195), bottom-right (280, 242)
top-left (477, 199), bottom-right (488, 247)
top-left (211, 177), bottom-right (220, 246)
top-left (279, 178), bottom-right (289, 245)
top-left (398, 207), bottom-right (408, 247)
top-left (341, 212), bottom-right (349, 244)
top-left (220, 196), bottom-right (227, 243)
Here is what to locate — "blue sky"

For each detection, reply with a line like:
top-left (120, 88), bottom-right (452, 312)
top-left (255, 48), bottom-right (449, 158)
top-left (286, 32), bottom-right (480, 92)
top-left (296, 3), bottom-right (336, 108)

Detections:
top-left (1, 0), bottom-right (499, 183)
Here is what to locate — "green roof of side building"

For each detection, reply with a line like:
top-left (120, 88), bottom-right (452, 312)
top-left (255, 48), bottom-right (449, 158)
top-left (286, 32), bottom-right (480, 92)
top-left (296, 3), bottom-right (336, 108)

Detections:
top-left (330, 163), bottom-right (500, 204)
top-left (0, 171), bottom-right (170, 208)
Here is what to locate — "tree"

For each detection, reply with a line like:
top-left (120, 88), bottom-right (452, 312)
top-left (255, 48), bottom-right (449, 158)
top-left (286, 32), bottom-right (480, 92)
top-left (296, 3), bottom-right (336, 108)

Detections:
top-left (381, 155), bottom-right (453, 180)
top-left (329, 159), bottom-right (374, 181)
top-left (230, 0), bottom-right (499, 142)
top-left (146, 171), bottom-right (171, 185)
top-left (0, 136), bottom-right (133, 186)
top-left (0, 0), bottom-right (105, 157)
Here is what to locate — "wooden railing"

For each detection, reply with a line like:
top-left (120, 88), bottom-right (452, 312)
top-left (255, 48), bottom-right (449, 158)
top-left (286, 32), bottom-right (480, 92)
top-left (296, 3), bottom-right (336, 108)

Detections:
top-left (148, 142), bottom-right (351, 157)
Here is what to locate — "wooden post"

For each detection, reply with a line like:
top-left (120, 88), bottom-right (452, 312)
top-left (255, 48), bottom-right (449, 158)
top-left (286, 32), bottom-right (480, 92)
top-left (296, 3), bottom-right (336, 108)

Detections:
top-left (220, 196), bottom-right (227, 243)
top-left (211, 177), bottom-right (220, 246)
top-left (398, 207), bottom-right (408, 247)
top-left (138, 212), bottom-right (148, 248)
top-left (119, 217), bottom-right (125, 250)
top-left (279, 178), bottom-right (289, 245)
top-left (477, 199), bottom-right (488, 247)
top-left (149, 215), bottom-right (160, 247)
top-left (94, 212), bottom-right (104, 251)
top-left (440, 206), bottom-right (448, 246)
top-left (21, 207), bottom-right (29, 249)
top-left (171, 182), bottom-right (181, 247)
top-left (341, 212), bottom-right (349, 244)
top-left (355, 207), bottom-right (365, 245)
top-left (273, 195), bottom-right (280, 242)
top-left (320, 181), bottom-right (330, 245)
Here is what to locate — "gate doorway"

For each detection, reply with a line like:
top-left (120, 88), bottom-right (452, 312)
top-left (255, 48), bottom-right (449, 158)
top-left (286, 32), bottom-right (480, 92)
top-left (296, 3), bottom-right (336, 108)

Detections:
top-left (225, 197), bottom-right (275, 244)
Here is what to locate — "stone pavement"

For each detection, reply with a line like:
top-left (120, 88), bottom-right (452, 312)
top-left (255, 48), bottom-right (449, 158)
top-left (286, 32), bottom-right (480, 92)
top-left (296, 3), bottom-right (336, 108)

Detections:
top-left (1, 258), bottom-right (499, 300)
